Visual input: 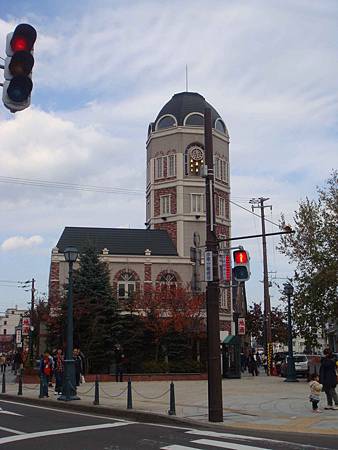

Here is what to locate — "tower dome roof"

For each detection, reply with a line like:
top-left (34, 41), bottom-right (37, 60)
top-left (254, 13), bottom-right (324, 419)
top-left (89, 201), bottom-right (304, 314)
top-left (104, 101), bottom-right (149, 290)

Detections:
top-left (155, 92), bottom-right (221, 126)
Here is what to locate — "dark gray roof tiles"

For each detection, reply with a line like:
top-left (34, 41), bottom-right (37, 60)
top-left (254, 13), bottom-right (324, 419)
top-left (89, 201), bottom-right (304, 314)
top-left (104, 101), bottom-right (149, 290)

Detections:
top-left (154, 92), bottom-right (222, 127)
top-left (56, 227), bottom-right (178, 256)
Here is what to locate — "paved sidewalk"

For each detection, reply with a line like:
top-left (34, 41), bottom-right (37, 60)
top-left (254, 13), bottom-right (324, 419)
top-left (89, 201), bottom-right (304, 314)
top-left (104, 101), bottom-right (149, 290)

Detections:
top-left (2, 372), bottom-right (338, 435)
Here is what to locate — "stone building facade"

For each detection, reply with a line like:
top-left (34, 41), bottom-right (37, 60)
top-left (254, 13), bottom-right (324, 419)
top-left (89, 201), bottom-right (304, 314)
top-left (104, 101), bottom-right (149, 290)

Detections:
top-left (49, 92), bottom-right (233, 337)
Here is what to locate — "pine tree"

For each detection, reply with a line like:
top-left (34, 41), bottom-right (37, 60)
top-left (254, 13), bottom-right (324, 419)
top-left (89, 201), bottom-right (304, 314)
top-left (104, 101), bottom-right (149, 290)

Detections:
top-left (72, 244), bottom-right (117, 373)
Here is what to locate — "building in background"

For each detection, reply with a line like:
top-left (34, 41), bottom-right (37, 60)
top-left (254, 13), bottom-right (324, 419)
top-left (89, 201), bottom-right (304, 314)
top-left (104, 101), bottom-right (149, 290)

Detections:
top-left (0, 306), bottom-right (27, 353)
top-left (49, 91), bottom-right (233, 338)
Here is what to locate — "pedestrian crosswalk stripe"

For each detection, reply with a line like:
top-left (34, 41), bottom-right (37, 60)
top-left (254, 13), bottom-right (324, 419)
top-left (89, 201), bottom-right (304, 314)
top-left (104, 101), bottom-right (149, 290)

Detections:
top-left (0, 409), bottom-right (23, 416)
top-left (161, 446), bottom-right (199, 450)
top-left (192, 438), bottom-right (272, 450)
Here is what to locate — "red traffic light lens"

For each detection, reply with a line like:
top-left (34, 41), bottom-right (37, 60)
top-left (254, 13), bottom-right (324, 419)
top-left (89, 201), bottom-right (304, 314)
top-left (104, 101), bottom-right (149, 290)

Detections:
top-left (234, 250), bottom-right (248, 264)
top-left (10, 24), bottom-right (37, 53)
top-left (11, 36), bottom-right (30, 52)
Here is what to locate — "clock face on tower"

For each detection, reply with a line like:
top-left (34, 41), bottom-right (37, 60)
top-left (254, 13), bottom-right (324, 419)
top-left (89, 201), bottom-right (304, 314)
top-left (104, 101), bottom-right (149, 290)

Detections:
top-left (190, 147), bottom-right (204, 161)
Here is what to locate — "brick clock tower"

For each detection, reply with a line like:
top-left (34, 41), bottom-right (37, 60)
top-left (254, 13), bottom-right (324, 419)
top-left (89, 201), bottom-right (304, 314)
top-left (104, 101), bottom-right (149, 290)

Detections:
top-left (146, 92), bottom-right (230, 256)
top-left (146, 92), bottom-right (232, 328)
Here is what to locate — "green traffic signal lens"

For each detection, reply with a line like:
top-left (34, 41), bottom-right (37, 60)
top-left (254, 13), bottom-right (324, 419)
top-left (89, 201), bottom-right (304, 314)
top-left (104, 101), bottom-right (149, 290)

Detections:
top-left (233, 266), bottom-right (249, 281)
top-left (7, 76), bottom-right (33, 102)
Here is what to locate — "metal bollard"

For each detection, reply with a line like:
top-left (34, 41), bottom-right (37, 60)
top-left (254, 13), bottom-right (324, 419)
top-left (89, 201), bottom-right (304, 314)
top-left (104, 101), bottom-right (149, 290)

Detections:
top-left (127, 378), bottom-right (132, 409)
top-left (93, 375), bottom-right (100, 405)
top-left (1, 372), bottom-right (5, 393)
top-left (39, 376), bottom-right (44, 398)
top-left (17, 370), bottom-right (23, 396)
top-left (168, 381), bottom-right (176, 415)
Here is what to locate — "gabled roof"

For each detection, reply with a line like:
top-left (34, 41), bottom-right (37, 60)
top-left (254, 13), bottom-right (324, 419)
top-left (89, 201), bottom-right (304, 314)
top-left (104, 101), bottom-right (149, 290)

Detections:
top-left (56, 227), bottom-right (178, 256)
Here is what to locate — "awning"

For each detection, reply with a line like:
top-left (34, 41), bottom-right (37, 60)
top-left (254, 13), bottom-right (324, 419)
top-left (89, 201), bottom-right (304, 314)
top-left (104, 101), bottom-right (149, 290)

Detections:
top-left (223, 335), bottom-right (236, 344)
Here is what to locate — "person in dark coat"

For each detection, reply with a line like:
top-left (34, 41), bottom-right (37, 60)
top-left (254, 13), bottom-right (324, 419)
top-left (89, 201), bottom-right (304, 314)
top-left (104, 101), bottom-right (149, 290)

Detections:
top-left (73, 349), bottom-right (82, 387)
top-left (247, 350), bottom-right (259, 376)
top-left (319, 348), bottom-right (338, 410)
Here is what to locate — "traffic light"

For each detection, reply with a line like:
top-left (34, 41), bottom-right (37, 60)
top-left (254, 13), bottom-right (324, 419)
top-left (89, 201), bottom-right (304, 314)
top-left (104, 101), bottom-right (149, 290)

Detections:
top-left (233, 249), bottom-right (251, 282)
top-left (2, 23), bottom-right (37, 112)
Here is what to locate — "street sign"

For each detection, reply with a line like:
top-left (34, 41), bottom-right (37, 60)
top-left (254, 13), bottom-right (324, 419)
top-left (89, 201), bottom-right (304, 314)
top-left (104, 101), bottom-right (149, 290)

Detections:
top-left (22, 317), bottom-right (30, 335)
top-left (238, 317), bottom-right (246, 335)
top-left (205, 250), bottom-right (213, 281)
top-left (15, 328), bottom-right (22, 344)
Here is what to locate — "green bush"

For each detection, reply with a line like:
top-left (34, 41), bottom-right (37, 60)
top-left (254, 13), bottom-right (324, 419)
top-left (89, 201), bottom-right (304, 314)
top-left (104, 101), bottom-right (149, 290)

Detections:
top-left (169, 359), bottom-right (201, 373)
top-left (143, 360), bottom-right (169, 373)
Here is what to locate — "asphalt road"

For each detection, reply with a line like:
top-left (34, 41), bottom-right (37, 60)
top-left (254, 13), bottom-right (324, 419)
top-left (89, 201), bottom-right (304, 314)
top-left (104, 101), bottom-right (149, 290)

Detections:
top-left (0, 399), bottom-right (336, 450)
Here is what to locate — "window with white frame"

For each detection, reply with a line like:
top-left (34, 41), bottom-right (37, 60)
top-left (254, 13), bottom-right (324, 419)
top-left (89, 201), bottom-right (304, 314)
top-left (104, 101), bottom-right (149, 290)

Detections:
top-left (218, 234), bottom-right (227, 250)
top-left (214, 157), bottom-right (229, 183)
top-left (218, 196), bottom-right (227, 218)
top-left (117, 272), bottom-right (136, 300)
top-left (160, 195), bottom-right (171, 215)
top-left (167, 154), bottom-right (176, 177)
top-left (191, 193), bottom-right (204, 213)
top-left (155, 157), bottom-right (165, 179)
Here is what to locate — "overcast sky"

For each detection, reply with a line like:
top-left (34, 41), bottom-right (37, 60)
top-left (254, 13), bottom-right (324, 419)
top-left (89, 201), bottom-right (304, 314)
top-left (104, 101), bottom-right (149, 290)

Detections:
top-left (0, 0), bottom-right (337, 312)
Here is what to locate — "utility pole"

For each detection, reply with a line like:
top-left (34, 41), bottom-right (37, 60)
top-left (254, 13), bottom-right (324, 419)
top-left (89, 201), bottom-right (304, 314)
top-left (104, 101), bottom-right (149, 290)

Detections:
top-left (29, 278), bottom-right (35, 366)
top-left (204, 107), bottom-right (223, 422)
top-left (250, 197), bottom-right (273, 374)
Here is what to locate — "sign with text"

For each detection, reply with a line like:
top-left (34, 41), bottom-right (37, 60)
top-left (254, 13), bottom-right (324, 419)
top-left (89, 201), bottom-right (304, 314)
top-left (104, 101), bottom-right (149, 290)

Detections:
top-left (15, 328), bottom-right (22, 344)
top-left (205, 251), bottom-right (213, 282)
top-left (238, 318), bottom-right (246, 335)
top-left (22, 317), bottom-right (30, 336)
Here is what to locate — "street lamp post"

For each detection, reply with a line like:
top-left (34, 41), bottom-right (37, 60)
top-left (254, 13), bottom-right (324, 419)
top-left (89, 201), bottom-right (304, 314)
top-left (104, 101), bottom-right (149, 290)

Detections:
top-left (284, 282), bottom-right (298, 383)
top-left (58, 246), bottom-right (80, 401)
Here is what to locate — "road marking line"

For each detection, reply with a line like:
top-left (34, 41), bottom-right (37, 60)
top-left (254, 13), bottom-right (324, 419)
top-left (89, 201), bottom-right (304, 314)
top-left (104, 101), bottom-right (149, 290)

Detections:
top-left (161, 446), bottom-right (201, 450)
top-left (0, 409), bottom-right (23, 416)
top-left (0, 399), bottom-right (129, 422)
top-left (192, 439), bottom-right (272, 450)
top-left (0, 422), bottom-right (132, 445)
top-left (0, 426), bottom-right (25, 435)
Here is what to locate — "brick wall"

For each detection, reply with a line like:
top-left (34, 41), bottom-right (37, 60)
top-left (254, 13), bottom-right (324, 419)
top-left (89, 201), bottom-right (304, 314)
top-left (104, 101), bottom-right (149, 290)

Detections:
top-left (154, 187), bottom-right (177, 216)
top-left (154, 222), bottom-right (177, 248)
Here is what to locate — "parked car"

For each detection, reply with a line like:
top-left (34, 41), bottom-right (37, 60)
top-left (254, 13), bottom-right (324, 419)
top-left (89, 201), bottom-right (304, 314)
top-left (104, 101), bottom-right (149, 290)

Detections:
top-left (280, 354), bottom-right (309, 378)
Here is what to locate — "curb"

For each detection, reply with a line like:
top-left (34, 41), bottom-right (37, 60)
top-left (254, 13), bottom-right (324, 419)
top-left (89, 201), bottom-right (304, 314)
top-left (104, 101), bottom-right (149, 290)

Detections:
top-left (1, 393), bottom-right (337, 438)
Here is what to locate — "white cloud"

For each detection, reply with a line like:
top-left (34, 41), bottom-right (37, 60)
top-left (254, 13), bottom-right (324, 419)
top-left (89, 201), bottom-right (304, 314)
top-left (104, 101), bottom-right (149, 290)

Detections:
top-left (0, 0), bottom-right (337, 308)
top-left (1, 235), bottom-right (44, 251)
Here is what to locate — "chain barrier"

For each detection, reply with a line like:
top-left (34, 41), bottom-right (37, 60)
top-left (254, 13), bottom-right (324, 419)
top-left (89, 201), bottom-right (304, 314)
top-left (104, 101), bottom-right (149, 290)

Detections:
top-left (77, 384), bottom-right (95, 395)
top-left (131, 386), bottom-right (170, 400)
top-left (99, 384), bottom-right (128, 399)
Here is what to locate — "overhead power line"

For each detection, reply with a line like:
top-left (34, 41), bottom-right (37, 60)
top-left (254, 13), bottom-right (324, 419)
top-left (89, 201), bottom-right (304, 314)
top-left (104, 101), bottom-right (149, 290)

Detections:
top-left (0, 176), bottom-right (144, 196)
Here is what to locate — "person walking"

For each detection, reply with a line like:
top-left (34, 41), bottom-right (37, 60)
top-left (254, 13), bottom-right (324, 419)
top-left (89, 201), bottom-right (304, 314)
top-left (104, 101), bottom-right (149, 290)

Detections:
top-left (247, 350), bottom-right (259, 376)
top-left (319, 348), bottom-right (338, 410)
top-left (53, 349), bottom-right (64, 395)
top-left (309, 373), bottom-right (322, 413)
top-left (39, 351), bottom-right (53, 398)
top-left (73, 349), bottom-right (82, 387)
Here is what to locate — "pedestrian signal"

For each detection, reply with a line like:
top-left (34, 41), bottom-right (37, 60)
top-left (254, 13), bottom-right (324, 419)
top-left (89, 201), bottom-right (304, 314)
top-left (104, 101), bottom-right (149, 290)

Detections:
top-left (233, 249), bottom-right (250, 282)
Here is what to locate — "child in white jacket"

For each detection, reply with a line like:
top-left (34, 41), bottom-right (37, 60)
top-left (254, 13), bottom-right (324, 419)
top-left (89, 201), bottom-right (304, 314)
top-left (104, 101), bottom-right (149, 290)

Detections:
top-left (309, 373), bottom-right (323, 413)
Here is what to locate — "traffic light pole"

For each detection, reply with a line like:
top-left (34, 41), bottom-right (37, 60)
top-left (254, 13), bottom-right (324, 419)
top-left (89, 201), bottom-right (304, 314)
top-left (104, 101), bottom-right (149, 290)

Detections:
top-left (29, 278), bottom-right (35, 366)
top-left (204, 107), bottom-right (223, 423)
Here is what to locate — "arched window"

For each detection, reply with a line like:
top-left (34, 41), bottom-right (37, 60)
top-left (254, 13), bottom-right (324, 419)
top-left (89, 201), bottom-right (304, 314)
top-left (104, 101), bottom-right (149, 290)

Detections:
top-left (117, 271), bottom-right (136, 300)
top-left (184, 113), bottom-right (204, 126)
top-left (156, 115), bottom-right (177, 130)
top-left (215, 119), bottom-right (227, 134)
top-left (185, 145), bottom-right (204, 176)
top-left (159, 272), bottom-right (178, 291)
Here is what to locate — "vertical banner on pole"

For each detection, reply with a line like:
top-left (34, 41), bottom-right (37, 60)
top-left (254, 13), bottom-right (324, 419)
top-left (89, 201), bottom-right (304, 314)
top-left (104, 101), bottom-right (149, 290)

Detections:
top-left (205, 251), bottom-right (213, 282)
top-left (267, 342), bottom-right (273, 376)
